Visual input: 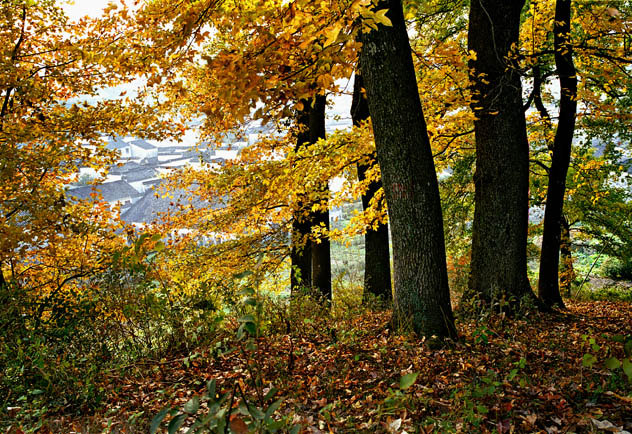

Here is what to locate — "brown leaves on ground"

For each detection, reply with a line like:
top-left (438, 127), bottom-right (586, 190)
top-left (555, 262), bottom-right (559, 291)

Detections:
top-left (36, 300), bottom-right (632, 433)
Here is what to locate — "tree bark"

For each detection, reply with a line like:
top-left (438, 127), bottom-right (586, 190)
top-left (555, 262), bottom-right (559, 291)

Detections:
top-left (537, 0), bottom-right (577, 308)
top-left (290, 96), bottom-right (331, 299)
top-left (0, 268), bottom-right (6, 290)
top-left (468, 0), bottom-right (536, 307)
top-left (559, 215), bottom-right (575, 297)
top-left (359, 0), bottom-right (456, 338)
top-left (309, 96), bottom-right (332, 299)
top-left (351, 70), bottom-right (392, 302)
top-left (291, 104), bottom-right (313, 291)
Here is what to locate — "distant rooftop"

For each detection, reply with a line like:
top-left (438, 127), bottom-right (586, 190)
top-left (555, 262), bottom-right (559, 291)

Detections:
top-left (110, 161), bottom-right (141, 175)
top-left (105, 138), bottom-right (130, 150)
top-left (121, 182), bottom-right (220, 224)
top-left (68, 180), bottom-right (142, 202)
top-left (123, 167), bottom-right (158, 182)
top-left (130, 139), bottom-right (156, 150)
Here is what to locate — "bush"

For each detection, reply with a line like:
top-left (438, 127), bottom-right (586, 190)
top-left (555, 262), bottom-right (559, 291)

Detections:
top-left (0, 234), bottom-right (223, 425)
top-left (579, 285), bottom-right (632, 303)
top-left (0, 279), bottom-right (108, 419)
top-left (602, 257), bottom-right (632, 280)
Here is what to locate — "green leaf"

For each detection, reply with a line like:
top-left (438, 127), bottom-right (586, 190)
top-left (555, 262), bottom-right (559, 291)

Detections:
top-left (583, 353), bottom-right (597, 368)
top-left (264, 399), bottom-right (283, 422)
top-left (206, 379), bottom-right (216, 400)
top-left (239, 287), bottom-right (255, 296)
top-left (290, 425), bottom-right (301, 434)
top-left (150, 407), bottom-right (171, 434)
top-left (400, 372), bottom-right (418, 390)
top-left (622, 358), bottom-right (632, 381)
top-left (244, 322), bottom-right (257, 336)
top-left (507, 368), bottom-right (518, 381)
top-left (183, 396), bottom-right (199, 414)
top-left (263, 387), bottom-right (278, 401)
top-left (233, 270), bottom-right (253, 280)
top-left (168, 413), bottom-right (187, 434)
top-left (243, 297), bottom-right (257, 306)
top-left (477, 404), bottom-right (489, 414)
top-left (605, 357), bottom-right (621, 370)
top-left (624, 339), bottom-right (632, 357)
top-left (238, 314), bottom-right (255, 323)
top-left (248, 405), bottom-right (265, 420)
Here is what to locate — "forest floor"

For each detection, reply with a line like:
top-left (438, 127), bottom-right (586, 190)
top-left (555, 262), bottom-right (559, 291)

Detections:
top-left (9, 299), bottom-right (632, 434)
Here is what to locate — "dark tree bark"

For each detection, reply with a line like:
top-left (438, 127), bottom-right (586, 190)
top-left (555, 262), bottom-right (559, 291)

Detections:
top-left (359, 0), bottom-right (456, 338)
top-left (559, 215), bottom-right (575, 297)
top-left (538, 0), bottom-right (577, 308)
top-left (468, 0), bottom-right (536, 307)
top-left (291, 104), bottom-right (313, 291)
top-left (351, 70), bottom-right (392, 302)
top-left (309, 95), bottom-right (332, 299)
top-left (290, 95), bottom-right (331, 299)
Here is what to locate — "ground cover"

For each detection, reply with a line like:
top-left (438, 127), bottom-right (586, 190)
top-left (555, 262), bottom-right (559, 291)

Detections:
top-left (5, 299), bottom-right (632, 434)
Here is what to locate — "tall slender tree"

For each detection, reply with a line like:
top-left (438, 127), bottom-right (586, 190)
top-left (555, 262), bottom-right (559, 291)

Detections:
top-left (467, 0), bottom-right (537, 308)
top-left (350, 70), bottom-right (392, 302)
top-left (290, 95), bottom-right (331, 299)
top-left (537, 0), bottom-right (577, 308)
top-left (359, 0), bottom-right (456, 338)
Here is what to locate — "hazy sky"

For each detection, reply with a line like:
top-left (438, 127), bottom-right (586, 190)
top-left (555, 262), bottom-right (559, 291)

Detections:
top-left (64, 0), bottom-right (117, 20)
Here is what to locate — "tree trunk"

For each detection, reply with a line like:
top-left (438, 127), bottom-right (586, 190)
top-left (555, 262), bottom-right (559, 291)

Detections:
top-left (290, 96), bottom-right (331, 299)
top-left (559, 215), bottom-right (575, 297)
top-left (309, 96), bottom-right (332, 299)
top-left (538, 0), bottom-right (577, 308)
top-left (351, 70), bottom-right (392, 302)
top-left (359, 0), bottom-right (456, 339)
top-left (468, 0), bottom-right (536, 307)
top-left (0, 268), bottom-right (6, 290)
top-left (291, 103), bottom-right (313, 291)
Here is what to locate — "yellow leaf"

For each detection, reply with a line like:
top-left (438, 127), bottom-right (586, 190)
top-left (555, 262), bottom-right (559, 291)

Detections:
top-left (323, 23), bottom-right (342, 46)
top-left (374, 9), bottom-right (392, 27)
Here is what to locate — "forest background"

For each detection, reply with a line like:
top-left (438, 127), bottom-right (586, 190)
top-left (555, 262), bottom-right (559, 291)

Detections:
top-left (1, 0), bottom-right (632, 432)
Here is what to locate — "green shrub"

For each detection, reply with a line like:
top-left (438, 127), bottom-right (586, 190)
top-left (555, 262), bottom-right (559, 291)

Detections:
top-left (0, 234), bottom-right (223, 426)
top-left (580, 285), bottom-right (632, 302)
top-left (602, 257), bottom-right (632, 280)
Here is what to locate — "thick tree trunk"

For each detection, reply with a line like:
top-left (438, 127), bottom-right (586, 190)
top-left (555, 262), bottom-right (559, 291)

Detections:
top-left (290, 96), bottom-right (331, 299)
top-left (559, 215), bottom-right (575, 297)
top-left (359, 0), bottom-right (456, 338)
top-left (468, 0), bottom-right (536, 307)
top-left (351, 70), bottom-right (392, 302)
top-left (538, 0), bottom-right (577, 308)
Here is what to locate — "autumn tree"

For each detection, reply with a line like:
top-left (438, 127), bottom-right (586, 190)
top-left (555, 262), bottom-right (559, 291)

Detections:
top-left (0, 0), bottom-right (162, 301)
top-left (467, 0), bottom-right (537, 308)
top-left (521, 0), bottom-right (632, 301)
top-left (360, 0), bottom-right (456, 338)
top-left (291, 95), bottom-right (331, 298)
top-left (536, 0), bottom-right (577, 308)
top-left (350, 70), bottom-right (391, 302)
